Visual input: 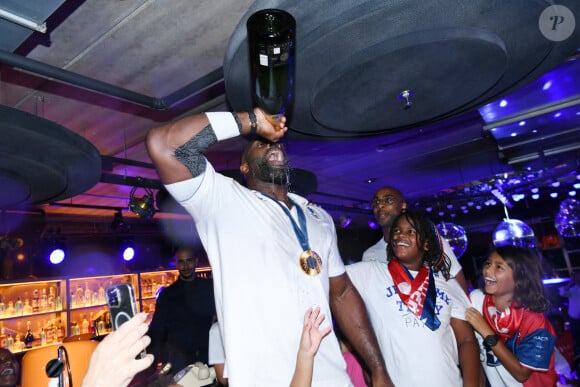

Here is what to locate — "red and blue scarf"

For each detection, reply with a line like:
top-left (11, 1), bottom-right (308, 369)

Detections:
top-left (388, 259), bottom-right (440, 330)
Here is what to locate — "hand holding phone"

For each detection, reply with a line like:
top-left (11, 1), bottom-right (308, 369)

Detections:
top-left (105, 283), bottom-right (147, 359)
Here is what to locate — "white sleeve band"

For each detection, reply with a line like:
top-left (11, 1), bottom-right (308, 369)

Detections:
top-left (206, 112), bottom-right (239, 141)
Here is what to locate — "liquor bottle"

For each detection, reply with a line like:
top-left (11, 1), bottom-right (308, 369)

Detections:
top-left (24, 321), bottom-right (34, 348)
top-left (40, 288), bottom-right (48, 312)
top-left (40, 328), bottom-right (47, 346)
top-left (81, 314), bottom-right (89, 334)
top-left (98, 283), bottom-right (105, 304)
top-left (55, 294), bottom-right (62, 311)
top-left (0, 327), bottom-right (6, 348)
top-left (247, 9), bottom-right (296, 120)
top-left (6, 301), bottom-right (14, 316)
top-left (23, 299), bottom-right (32, 315)
top-left (14, 297), bottom-right (23, 315)
top-left (0, 296), bottom-right (5, 316)
top-left (55, 318), bottom-right (65, 340)
top-left (5, 334), bottom-right (13, 351)
top-left (48, 287), bottom-right (55, 311)
top-left (76, 285), bottom-right (84, 307)
top-left (84, 282), bottom-right (92, 306)
top-left (32, 289), bottom-right (39, 312)
top-left (70, 292), bottom-right (76, 308)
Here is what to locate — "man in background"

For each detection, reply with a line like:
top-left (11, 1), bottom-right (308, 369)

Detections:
top-left (148, 247), bottom-right (215, 373)
top-left (362, 186), bottom-right (468, 292)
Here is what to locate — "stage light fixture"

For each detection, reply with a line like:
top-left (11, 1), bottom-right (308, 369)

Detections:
top-left (123, 246), bottom-right (135, 261)
top-left (128, 179), bottom-right (155, 219)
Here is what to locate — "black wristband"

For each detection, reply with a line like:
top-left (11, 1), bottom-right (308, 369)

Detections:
top-left (248, 110), bottom-right (257, 135)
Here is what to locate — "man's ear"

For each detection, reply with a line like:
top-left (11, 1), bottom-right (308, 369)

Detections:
top-left (240, 162), bottom-right (249, 175)
top-left (401, 201), bottom-right (407, 211)
top-left (423, 240), bottom-right (429, 251)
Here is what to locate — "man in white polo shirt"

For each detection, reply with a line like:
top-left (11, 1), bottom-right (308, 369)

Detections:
top-left (146, 108), bottom-right (391, 387)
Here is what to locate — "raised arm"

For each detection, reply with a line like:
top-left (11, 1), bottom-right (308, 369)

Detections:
top-left (329, 273), bottom-right (393, 387)
top-left (145, 108), bottom-right (287, 184)
top-left (290, 307), bottom-right (332, 387)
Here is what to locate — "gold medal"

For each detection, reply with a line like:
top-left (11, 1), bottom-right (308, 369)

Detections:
top-left (299, 250), bottom-right (322, 276)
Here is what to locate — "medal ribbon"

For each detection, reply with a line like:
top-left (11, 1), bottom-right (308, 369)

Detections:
top-left (388, 259), bottom-right (441, 331)
top-left (482, 295), bottom-right (524, 340)
top-left (262, 194), bottom-right (310, 251)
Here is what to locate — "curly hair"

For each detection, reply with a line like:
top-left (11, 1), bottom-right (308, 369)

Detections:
top-left (387, 211), bottom-right (452, 280)
top-left (492, 245), bottom-right (549, 312)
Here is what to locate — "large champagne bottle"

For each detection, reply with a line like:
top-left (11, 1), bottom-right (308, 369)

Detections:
top-left (247, 9), bottom-right (296, 120)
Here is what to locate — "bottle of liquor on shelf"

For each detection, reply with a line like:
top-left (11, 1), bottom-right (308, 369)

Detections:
top-left (15, 297), bottom-right (23, 316)
top-left (40, 289), bottom-right (48, 312)
top-left (23, 299), bottom-right (32, 315)
top-left (89, 312), bottom-right (95, 336)
top-left (46, 321), bottom-right (54, 344)
top-left (40, 328), bottom-right (47, 346)
top-left (0, 327), bottom-right (6, 348)
top-left (98, 283), bottom-right (105, 304)
top-left (32, 289), bottom-right (39, 313)
top-left (5, 334), bottom-right (13, 352)
top-left (14, 334), bottom-right (23, 352)
top-left (70, 292), bottom-right (76, 308)
top-left (55, 318), bottom-right (65, 341)
top-left (55, 293), bottom-right (62, 311)
top-left (84, 282), bottom-right (92, 307)
top-left (71, 321), bottom-right (80, 336)
top-left (76, 285), bottom-right (84, 307)
top-left (48, 287), bottom-right (55, 311)
top-left (81, 314), bottom-right (89, 334)
top-left (6, 301), bottom-right (15, 316)
top-left (24, 321), bottom-right (34, 348)
top-left (0, 296), bottom-right (5, 316)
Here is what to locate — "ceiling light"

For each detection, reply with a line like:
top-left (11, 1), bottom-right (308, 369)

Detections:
top-left (129, 180), bottom-right (155, 219)
top-left (569, 191), bottom-right (577, 197)
top-left (532, 194), bottom-right (540, 200)
top-left (0, 8), bottom-right (47, 33)
top-left (499, 99), bottom-right (508, 107)
top-left (542, 80), bottom-right (552, 91)
top-left (551, 192), bottom-right (559, 198)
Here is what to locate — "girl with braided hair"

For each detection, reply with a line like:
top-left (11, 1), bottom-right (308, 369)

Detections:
top-left (346, 210), bottom-right (480, 386)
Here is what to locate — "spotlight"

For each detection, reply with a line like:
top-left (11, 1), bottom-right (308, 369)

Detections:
top-left (129, 180), bottom-right (155, 219)
top-left (122, 246), bottom-right (135, 261)
top-left (121, 239), bottom-right (135, 261)
top-left (49, 248), bottom-right (65, 265)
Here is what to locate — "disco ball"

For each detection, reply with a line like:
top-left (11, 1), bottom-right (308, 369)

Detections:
top-left (555, 198), bottom-right (580, 238)
top-left (436, 222), bottom-right (468, 258)
top-left (493, 218), bottom-right (536, 249)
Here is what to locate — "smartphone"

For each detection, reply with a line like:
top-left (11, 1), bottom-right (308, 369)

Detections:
top-left (105, 283), bottom-right (146, 358)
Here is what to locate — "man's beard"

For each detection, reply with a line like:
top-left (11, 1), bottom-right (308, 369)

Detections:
top-left (252, 156), bottom-right (290, 186)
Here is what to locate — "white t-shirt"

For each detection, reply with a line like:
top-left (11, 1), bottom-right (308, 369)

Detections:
top-left (346, 261), bottom-right (470, 387)
top-left (166, 162), bottom-right (352, 387)
top-left (361, 236), bottom-right (463, 277)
